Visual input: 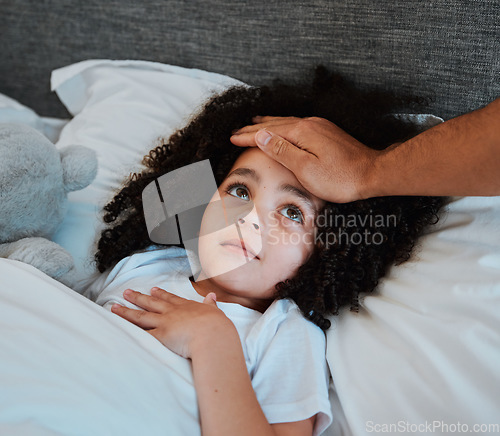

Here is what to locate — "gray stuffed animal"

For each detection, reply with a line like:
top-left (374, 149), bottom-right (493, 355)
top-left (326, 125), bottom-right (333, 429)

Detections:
top-left (0, 123), bottom-right (98, 287)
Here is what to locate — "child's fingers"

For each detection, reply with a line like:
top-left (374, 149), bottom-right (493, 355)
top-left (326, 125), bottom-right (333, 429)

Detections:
top-left (150, 287), bottom-right (186, 305)
top-left (111, 304), bottom-right (158, 329)
top-left (123, 289), bottom-right (166, 313)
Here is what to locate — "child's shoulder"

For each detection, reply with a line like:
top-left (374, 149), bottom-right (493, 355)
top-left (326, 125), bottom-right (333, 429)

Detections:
top-left (245, 299), bottom-right (326, 371)
top-left (83, 246), bottom-right (192, 300)
top-left (256, 299), bottom-right (326, 342)
top-left (117, 246), bottom-right (191, 271)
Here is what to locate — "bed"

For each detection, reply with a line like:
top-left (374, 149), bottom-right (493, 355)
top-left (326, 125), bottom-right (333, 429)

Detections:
top-left (1, 1), bottom-right (499, 435)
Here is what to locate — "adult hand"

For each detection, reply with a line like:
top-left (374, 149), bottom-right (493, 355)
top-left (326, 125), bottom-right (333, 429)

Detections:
top-left (232, 98), bottom-right (500, 199)
top-left (231, 116), bottom-right (381, 203)
top-left (111, 287), bottom-right (231, 359)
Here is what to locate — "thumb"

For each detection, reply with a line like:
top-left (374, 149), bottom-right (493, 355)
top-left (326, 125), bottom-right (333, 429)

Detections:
top-left (255, 129), bottom-right (302, 170)
top-left (203, 292), bottom-right (218, 306)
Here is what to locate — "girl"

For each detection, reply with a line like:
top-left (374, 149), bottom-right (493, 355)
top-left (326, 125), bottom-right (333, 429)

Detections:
top-left (90, 68), bottom-right (446, 436)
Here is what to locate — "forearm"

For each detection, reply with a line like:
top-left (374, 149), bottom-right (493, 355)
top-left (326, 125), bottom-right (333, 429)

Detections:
top-left (368, 98), bottom-right (500, 198)
top-left (190, 322), bottom-right (276, 436)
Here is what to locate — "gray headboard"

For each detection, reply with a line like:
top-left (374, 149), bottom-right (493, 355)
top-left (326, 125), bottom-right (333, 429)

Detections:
top-left (1, 0), bottom-right (498, 120)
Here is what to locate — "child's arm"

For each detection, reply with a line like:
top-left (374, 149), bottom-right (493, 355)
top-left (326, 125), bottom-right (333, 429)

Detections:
top-left (189, 306), bottom-right (316, 436)
top-left (112, 288), bottom-right (316, 436)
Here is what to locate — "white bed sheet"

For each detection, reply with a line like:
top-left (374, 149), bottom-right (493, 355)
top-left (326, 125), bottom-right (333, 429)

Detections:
top-left (0, 259), bottom-right (200, 436)
top-left (325, 196), bottom-right (500, 435)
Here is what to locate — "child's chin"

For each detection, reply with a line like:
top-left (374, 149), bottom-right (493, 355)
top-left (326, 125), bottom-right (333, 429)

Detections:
top-left (200, 252), bottom-right (256, 279)
top-left (204, 263), bottom-right (257, 287)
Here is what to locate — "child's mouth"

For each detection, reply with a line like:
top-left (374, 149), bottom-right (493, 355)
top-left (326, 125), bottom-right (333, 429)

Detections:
top-left (220, 239), bottom-right (260, 260)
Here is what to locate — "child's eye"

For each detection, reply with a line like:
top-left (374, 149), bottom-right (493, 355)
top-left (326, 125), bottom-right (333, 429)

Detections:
top-left (279, 205), bottom-right (304, 224)
top-left (227, 185), bottom-right (250, 201)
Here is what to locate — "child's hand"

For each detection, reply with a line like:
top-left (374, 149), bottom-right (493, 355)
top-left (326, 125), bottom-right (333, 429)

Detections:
top-left (111, 288), bottom-right (232, 359)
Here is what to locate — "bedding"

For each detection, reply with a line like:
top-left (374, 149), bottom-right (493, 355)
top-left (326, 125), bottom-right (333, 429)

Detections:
top-left (0, 259), bottom-right (199, 436)
top-left (1, 60), bottom-right (499, 435)
top-left (325, 195), bottom-right (500, 435)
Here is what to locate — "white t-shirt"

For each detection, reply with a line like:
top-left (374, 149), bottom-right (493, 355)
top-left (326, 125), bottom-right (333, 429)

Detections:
top-left (86, 247), bottom-right (332, 435)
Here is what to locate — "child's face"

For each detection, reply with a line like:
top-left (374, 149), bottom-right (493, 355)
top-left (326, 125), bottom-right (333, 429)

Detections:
top-left (196, 148), bottom-right (324, 311)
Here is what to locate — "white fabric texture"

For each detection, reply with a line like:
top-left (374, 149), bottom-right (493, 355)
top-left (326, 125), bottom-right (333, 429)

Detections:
top-left (324, 196), bottom-right (500, 435)
top-left (50, 60), bottom-right (243, 290)
top-left (0, 259), bottom-right (199, 436)
top-left (86, 247), bottom-right (333, 435)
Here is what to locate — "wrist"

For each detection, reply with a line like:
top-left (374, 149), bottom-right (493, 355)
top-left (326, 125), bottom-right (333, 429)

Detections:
top-left (189, 315), bottom-right (238, 359)
top-left (359, 148), bottom-right (388, 200)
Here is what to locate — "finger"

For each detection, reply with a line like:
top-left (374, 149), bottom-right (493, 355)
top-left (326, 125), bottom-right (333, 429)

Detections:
top-left (232, 124), bottom-right (261, 135)
top-left (203, 292), bottom-right (218, 306)
top-left (253, 116), bottom-right (298, 123)
top-left (111, 304), bottom-right (159, 329)
top-left (230, 121), bottom-right (300, 147)
top-left (150, 287), bottom-right (185, 304)
top-left (123, 289), bottom-right (166, 313)
top-left (255, 129), bottom-right (314, 173)
top-left (230, 131), bottom-right (260, 147)
top-left (232, 117), bottom-right (298, 135)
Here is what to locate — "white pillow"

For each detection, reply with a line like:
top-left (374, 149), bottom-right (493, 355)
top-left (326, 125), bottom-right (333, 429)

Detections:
top-left (51, 60), bottom-right (243, 289)
top-left (324, 196), bottom-right (500, 435)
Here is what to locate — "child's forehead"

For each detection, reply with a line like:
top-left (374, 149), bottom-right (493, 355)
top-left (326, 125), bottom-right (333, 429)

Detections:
top-left (227, 148), bottom-right (326, 210)
top-left (230, 148), bottom-right (293, 178)
top-left (227, 148), bottom-right (304, 192)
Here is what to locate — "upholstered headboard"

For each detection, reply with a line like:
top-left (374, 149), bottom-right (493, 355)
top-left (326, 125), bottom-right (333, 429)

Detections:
top-left (1, 0), bottom-right (498, 119)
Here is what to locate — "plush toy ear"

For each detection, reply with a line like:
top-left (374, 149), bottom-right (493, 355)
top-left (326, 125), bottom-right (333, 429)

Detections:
top-left (59, 145), bottom-right (98, 192)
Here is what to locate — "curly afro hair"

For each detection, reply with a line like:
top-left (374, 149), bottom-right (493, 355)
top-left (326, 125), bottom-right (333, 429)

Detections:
top-left (95, 67), bottom-right (446, 330)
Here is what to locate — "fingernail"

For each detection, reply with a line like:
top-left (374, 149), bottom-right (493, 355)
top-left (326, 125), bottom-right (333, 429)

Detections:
top-left (124, 289), bottom-right (132, 297)
top-left (111, 304), bottom-right (121, 311)
top-left (256, 129), bottom-right (272, 146)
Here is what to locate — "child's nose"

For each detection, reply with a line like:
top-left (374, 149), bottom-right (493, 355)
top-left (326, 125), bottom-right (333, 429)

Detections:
top-left (238, 218), bottom-right (259, 230)
top-left (237, 206), bottom-right (261, 231)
